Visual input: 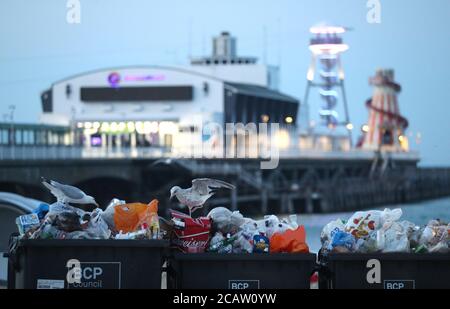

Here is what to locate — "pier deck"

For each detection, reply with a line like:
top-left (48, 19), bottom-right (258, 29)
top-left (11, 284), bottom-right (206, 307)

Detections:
top-left (0, 145), bottom-right (448, 214)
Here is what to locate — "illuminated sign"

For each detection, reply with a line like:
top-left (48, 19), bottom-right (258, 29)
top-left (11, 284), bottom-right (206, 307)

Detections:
top-left (124, 74), bottom-right (165, 82)
top-left (108, 72), bottom-right (121, 88)
top-left (107, 72), bottom-right (165, 87)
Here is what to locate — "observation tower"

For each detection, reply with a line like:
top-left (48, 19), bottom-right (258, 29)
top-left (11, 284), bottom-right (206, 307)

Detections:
top-left (303, 24), bottom-right (352, 145)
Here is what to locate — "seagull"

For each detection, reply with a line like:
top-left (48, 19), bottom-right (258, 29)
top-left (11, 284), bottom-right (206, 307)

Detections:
top-left (170, 178), bottom-right (235, 216)
top-left (41, 177), bottom-right (99, 207)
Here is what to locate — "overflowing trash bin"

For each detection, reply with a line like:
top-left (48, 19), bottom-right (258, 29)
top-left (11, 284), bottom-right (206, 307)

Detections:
top-left (166, 206), bottom-right (316, 289)
top-left (168, 252), bottom-right (316, 289)
top-left (10, 177), bottom-right (450, 289)
top-left (317, 208), bottom-right (450, 289)
top-left (8, 177), bottom-right (317, 289)
top-left (319, 252), bottom-right (450, 289)
top-left (6, 238), bottom-right (168, 289)
top-left (7, 178), bottom-right (169, 289)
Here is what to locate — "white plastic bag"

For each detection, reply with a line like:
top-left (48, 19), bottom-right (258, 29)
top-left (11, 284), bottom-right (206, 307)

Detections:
top-left (376, 221), bottom-right (414, 253)
top-left (354, 231), bottom-right (378, 253)
top-left (345, 208), bottom-right (402, 239)
top-left (321, 218), bottom-right (346, 248)
top-left (419, 220), bottom-right (449, 253)
top-left (230, 220), bottom-right (259, 253)
top-left (259, 215), bottom-right (281, 238)
top-left (233, 231), bottom-right (254, 253)
top-left (428, 241), bottom-right (449, 253)
top-left (207, 207), bottom-right (245, 234)
top-left (84, 208), bottom-right (111, 239)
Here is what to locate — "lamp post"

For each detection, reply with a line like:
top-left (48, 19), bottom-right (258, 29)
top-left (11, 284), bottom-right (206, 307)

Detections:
top-left (9, 105), bottom-right (15, 140)
top-left (70, 107), bottom-right (77, 158)
top-left (2, 114), bottom-right (8, 150)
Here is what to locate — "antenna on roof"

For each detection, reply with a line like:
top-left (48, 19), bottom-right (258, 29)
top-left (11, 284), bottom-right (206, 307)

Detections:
top-left (188, 18), bottom-right (193, 60)
top-left (277, 18), bottom-right (282, 68)
top-left (263, 25), bottom-right (268, 65)
top-left (201, 28), bottom-right (206, 56)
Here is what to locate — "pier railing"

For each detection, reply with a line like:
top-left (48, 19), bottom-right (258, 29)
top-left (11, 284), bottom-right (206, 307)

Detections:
top-left (0, 144), bottom-right (447, 214)
top-left (0, 145), bottom-right (420, 162)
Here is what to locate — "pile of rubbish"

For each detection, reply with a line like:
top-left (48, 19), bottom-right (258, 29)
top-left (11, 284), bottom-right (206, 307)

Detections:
top-left (166, 177), bottom-right (309, 254)
top-left (20, 178), bottom-right (450, 255)
top-left (16, 198), bottom-right (162, 240)
top-left (168, 208), bottom-right (309, 254)
top-left (14, 178), bottom-right (165, 240)
top-left (14, 177), bottom-right (311, 255)
top-left (320, 208), bottom-right (450, 254)
top-left (16, 178), bottom-right (309, 253)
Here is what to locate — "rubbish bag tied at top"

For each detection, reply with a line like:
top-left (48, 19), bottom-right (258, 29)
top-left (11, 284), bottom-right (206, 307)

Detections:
top-left (113, 199), bottom-right (159, 233)
top-left (269, 226), bottom-right (309, 253)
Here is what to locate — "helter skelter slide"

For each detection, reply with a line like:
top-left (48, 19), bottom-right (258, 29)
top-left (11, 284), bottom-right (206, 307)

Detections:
top-left (360, 69), bottom-right (409, 152)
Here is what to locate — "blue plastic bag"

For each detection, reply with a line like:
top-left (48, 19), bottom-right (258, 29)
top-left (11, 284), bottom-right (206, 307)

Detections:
top-left (328, 231), bottom-right (356, 251)
top-left (33, 203), bottom-right (50, 220)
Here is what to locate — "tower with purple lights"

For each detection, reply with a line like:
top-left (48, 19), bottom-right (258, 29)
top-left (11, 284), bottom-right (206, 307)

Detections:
top-left (304, 24), bottom-right (352, 145)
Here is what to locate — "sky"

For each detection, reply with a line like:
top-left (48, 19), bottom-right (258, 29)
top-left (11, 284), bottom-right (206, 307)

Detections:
top-left (0, 0), bottom-right (449, 166)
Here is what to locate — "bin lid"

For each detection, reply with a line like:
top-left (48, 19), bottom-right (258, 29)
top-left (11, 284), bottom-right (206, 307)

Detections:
top-left (172, 252), bottom-right (316, 262)
top-left (327, 252), bottom-right (450, 261)
top-left (18, 239), bottom-right (169, 248)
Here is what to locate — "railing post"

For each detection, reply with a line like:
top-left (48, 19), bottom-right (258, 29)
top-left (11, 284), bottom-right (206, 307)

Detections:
top-left (261, 187), bottom-right (268, 215)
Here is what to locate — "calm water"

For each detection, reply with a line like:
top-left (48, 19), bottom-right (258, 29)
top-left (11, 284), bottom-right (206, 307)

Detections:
top-left (298, 197), bottom-right (450, 253)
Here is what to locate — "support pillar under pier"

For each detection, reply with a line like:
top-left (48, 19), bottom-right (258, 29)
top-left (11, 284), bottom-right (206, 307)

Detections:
top-left (261, 188), bottom-right (268, 215)
top-left (231, 181), bottom-right (238, 211)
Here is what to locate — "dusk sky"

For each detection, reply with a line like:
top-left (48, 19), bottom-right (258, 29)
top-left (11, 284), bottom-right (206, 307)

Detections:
top-left (1, 0), bottom-right (449, 166)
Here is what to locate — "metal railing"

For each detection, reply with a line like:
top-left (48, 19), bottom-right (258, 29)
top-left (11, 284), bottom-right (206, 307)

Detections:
top-left (0, 145), bottom-right (420, 162)
top-left (0, 145), bottom-right (169, 161)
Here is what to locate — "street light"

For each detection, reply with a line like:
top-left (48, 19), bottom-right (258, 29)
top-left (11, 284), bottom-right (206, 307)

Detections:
top-left (7, 105), bottom-right (15, 158)
top-left (8, 105), bottom-right (15, 146)
top-left (9, 105), bottom-right (15, 120)
top-left (2, 114), bottom-right (8, 146)
top-left (70, 107), bottom-right (77, 146)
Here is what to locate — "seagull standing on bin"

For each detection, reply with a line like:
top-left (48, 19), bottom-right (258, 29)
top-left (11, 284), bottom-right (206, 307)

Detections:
top-left (41, 177), bottom-right (99, 207)
top-left (170, 178), bottom-right (235, 216)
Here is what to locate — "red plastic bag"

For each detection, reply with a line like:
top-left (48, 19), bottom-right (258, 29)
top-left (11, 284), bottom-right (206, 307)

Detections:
top-left (170, 210), bottom-right (211, 253)
top-left (270, 226), bottom-right (309, 253)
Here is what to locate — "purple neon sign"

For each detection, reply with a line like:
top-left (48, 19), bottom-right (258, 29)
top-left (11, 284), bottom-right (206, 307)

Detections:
top-left (107, 72), bottom-right (165, 87)
top-left (108, 72), bottom-right (121, 88)
top-left (124, 74), bottom-right (165, 82)
top-left (91, 136), bottom-right (102, 147)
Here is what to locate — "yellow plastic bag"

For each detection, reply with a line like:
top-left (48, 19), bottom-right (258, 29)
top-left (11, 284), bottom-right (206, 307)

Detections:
top-left (113, 199), bottom-right (159, 233)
